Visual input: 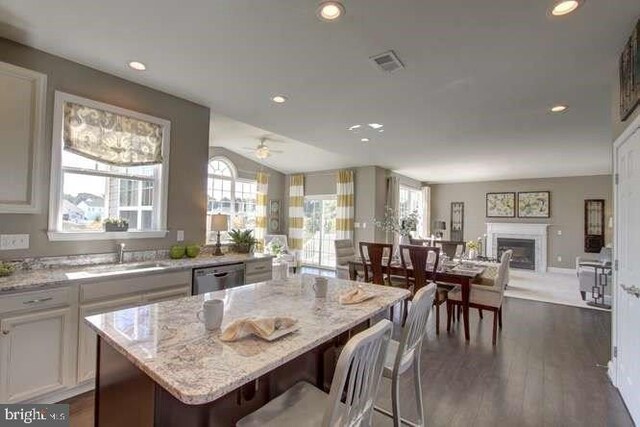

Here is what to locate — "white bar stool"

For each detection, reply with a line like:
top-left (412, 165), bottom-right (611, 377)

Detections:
top-left (237, 319), bottom-right (393, 427)
top-left (375, 283), bottom-right (436, 427)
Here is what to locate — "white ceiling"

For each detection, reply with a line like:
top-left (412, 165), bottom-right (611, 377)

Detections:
top-left (1, 0), bottom-right (638, 182)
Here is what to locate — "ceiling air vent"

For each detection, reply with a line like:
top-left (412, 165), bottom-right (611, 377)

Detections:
top-left (370, 50), bottom-right (404, 74)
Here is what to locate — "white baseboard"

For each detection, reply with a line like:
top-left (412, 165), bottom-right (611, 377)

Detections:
top-left (26, 381), bottom-right (93, 404)
top-left (547, 267), bottom-right (576, 275)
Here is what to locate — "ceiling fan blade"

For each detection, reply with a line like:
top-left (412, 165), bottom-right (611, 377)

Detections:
top-left (269, 149), bottom-right (284, 153)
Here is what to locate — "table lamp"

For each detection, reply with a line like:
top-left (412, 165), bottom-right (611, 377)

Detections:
top-left (210, 214), bottom-right (229, 256)
top-left (434, 220), bottom-right (446, 238)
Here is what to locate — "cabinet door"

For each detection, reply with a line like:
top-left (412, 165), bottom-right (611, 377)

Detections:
top-left (77, 295), bottom-right (141, 383)
top-left (143, 285), bottom-right (191, 304)
top-left (0, 307), bottom-right (76, 403)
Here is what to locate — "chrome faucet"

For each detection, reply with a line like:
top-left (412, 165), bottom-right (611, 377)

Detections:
top-left (117, 243), bottom-right (126, 264)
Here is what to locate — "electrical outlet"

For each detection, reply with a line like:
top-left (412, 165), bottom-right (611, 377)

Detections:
top-left (557, 255), bottom-right (562, 262)
top-left (0, 234), bottom-right (30, 250)
top-left (354, 222), bottom-right (360, 228)
top-left (176, 230), bottom-right (185, 242)
top-left (362, 222), bottom-right (367, 228)
top-left (557, 230), bottom-right (562, 236)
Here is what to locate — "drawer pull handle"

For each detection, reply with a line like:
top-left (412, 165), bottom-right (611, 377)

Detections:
top-left (22, 297), bottom-right (53, 305)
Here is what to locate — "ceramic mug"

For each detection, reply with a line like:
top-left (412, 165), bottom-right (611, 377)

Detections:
top-left (313, 277), bottom-right (328, 298)
top-left (197, 299), bottom-right (224, 330)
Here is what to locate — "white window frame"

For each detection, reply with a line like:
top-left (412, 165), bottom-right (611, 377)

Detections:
top-left (47, 91), bottom-right (171, 241)
top-left (206, 157), bottom-right (257, 243)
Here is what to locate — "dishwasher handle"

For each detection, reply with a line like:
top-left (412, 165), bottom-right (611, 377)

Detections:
top-left (213, 272), bottom-right (229, 278)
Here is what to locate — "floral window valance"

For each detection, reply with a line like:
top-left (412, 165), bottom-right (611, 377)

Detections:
top-left (63, 101), bottom-right (164, 166)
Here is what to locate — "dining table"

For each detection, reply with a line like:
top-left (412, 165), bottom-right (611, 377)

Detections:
top-left (348, 258), bottom-right (487, 341)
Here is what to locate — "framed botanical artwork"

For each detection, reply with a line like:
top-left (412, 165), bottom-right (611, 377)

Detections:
top-left (619, 19), bottom-right (639, 121)
top-left (268, 199), bottom-right (281, 233)
top-left (486, 193), bottom-right (515, 218)
top-left (518, 191), bottom-right (551, 218)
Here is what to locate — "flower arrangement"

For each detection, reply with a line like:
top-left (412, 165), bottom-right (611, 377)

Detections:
top-left (374, 206), bottom-right (420, 237)
top-left (103, 218), bottom-right (129, 232)
top-left (466, 240), bottom-right (479, 251)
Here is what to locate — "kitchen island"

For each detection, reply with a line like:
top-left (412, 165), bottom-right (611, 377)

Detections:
top-left (86, 277), bottom-right (409, 426)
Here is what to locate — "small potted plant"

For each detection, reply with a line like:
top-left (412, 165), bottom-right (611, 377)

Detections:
top-left (466, 240), bottom-right (479, 259)
top-left (228, 229), bottom-right (257, 254)
top-left (104, 218), bottom-right (129, 232)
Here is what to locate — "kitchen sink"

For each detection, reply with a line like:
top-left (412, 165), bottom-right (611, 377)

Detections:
top-left (65, 261), bottom-right (171, 280)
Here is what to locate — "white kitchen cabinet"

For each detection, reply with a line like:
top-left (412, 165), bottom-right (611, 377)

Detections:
top-left (0, 61), bottom-right (46, 213)
top-left (143, 285), bottom-right (191, 304)
top-left (77, 295), bottom-right (142, 384)
top-left (0, 306), bottom-right (77, 403)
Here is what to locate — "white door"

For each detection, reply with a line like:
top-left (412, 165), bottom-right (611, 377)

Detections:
top-left (615, 124), bottom-right (640, 424)
top-left (0, 307), bottom-right (76, 403)
top-left (302, 196), bottom-right (337, 268)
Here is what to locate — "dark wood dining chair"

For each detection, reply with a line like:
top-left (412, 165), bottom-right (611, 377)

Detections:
top-left (436, 240), bottom-right (466, 258)
top-left (399, 245), bottom-right (448, 334)
top-left (409, 238), bottom-right (431, 246)
top-left (358, 242), bottom-right (393, 285)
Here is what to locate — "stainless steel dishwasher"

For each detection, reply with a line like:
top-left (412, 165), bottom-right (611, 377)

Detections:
top-left (192, 263), bottom-right (245, 295)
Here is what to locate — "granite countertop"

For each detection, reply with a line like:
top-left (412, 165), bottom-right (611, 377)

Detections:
top-left (85, 277), bottom-right (409, 405)
top-left (0, 253), bottom-right (273, 293)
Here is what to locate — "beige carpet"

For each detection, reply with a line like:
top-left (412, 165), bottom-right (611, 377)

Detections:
top-left (505, 269), bottom-right (611, 311)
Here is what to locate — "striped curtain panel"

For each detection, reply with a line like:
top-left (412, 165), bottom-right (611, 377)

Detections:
top-left (288, 174), bottom-right (305, 251)
top-left (422, 185), bottom-right (431, 236)
top-left (336, 170), bottom-right (355, 240)
top-left (255, 172), bottom-right (269, 246)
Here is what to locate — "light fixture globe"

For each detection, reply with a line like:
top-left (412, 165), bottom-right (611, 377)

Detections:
top-left (256, 146), bottom-right (271, 159)
top-left (550, 0), bottom-right (583, 16)
top-left (317, 1), bottom-right (345, 21)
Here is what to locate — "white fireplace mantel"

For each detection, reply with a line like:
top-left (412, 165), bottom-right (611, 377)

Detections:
top-left (486, 223), bottom-right (549, 272)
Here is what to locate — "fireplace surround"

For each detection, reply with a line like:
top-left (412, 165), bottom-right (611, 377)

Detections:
top-left (486, 223), bottom-right (549, 273)
top-left (498, 238), bottom-right (535, 270)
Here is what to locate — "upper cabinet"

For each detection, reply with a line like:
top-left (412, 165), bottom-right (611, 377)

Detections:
top-left (0, 61), bottom-right (47, 214)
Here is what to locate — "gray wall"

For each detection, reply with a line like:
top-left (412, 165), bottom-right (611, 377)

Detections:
top-left (0, 38), bottom-right (211, 259)
top-left (430, 175), bottom-right (613, 269)
top-left (208, 147), bottom-right (286, 233)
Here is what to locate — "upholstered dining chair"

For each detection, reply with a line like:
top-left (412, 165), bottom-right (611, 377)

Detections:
top-left (446, 250), bottom-right (511, 345)
top-left (237, 319), bottom-right (393, 427)
top-left (399, 245), bottom-right (448, 334)
top-left (334, 239), bottom-right (360, 280)
top-left (374, 284), bottom-right (436, 427)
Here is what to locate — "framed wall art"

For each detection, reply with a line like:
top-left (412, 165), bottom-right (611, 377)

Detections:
top-left (518, 191), bottom-right (551, 218)
top-left (486, 192), bottom-right (516, 218)
top-left (268, 199), bottom-right (281, 233)
top-left (619, 19), bottom-right (639, 122)
top-left (450, 202), bottom-right (464, 241)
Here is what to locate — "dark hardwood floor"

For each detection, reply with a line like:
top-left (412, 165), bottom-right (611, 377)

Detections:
top-left (64, 296), bottom-right (633, 426)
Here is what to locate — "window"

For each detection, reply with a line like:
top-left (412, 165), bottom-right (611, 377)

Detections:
top-left (206, 157), bottom-right (257, 242)
top-left (399, 185), bottom-right (424, 237)
top-left (48, 92), bottom-right (170, 241)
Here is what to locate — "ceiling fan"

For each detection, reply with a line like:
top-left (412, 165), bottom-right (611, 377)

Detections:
top-left (241, 137), bottom-right (284, 160)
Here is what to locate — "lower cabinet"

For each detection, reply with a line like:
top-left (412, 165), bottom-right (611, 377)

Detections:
top-left (77, 295), bottom-right (142, 384)
top-left (0, 306), bottom-right (77, 403)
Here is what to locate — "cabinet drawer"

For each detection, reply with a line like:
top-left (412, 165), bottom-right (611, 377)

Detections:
top-left (245, 272), bottom-right (273, 285)
top-left (0, 287), bottom-right (75, 315)
top-left (245, 259), bottom-right (273, 276)
top-left (81, 271), bottom-right (191, 302)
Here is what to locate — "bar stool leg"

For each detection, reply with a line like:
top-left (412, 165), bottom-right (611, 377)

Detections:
top-left (392, 374), bottom-right (401, 427)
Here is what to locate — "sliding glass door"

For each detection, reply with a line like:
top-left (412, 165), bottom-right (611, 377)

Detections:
top-left (302, 196), bottom-right (336, 268)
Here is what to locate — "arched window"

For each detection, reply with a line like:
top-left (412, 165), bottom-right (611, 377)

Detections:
top-left (207, 157), bottom-right (257, 242)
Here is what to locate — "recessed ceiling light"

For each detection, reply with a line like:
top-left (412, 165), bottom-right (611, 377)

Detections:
top-left (361, 138), bottom-right (370, 142)
top-left (317, 1), bottom-right (345, 21)
top-left (550, 105), bottom-right (569, 113)
top-left (348, 125), bottom-right (362, 131)
top-left (368, 123), bottom-right (384, 129)
top-left (271, 95), bottom-right (288, 104)
top-left (128, 61), bottom-right (147, 71)
top-left (550, 0), bottom-right (582, 16)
